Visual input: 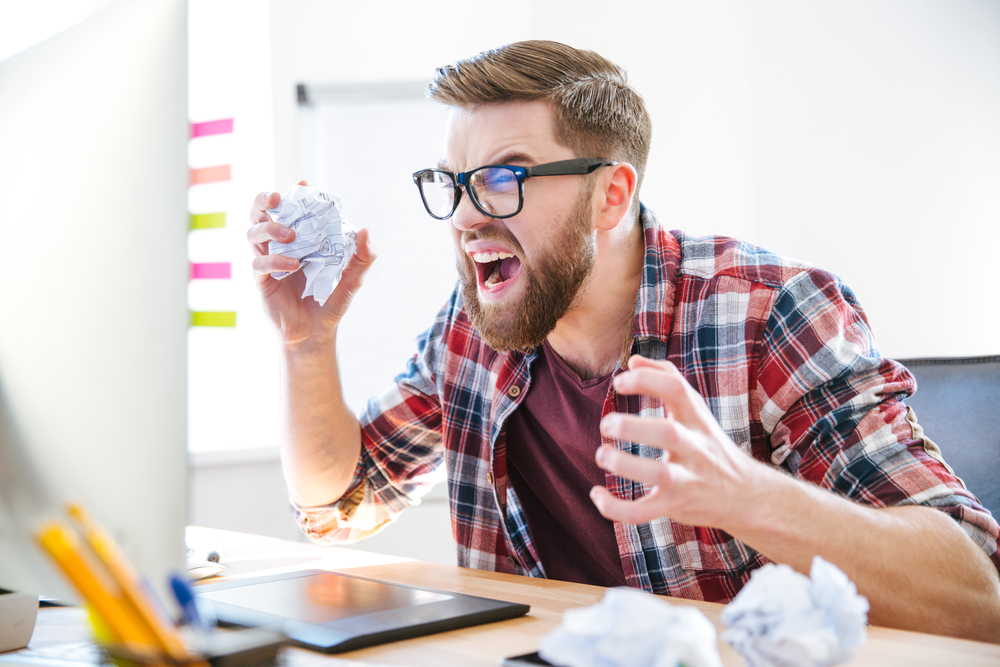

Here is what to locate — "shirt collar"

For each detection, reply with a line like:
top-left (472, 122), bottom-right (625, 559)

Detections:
top-left (631, 203), bottom-right (680, 342)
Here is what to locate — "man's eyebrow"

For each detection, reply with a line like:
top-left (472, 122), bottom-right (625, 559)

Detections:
top-left (490, 151), bottom-right (535, 166)
top-left (437, 151), bottom-right (538, 173)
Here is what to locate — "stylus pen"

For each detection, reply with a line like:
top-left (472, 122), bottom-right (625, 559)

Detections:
top-left (170, 574), bottom-right (213, 631)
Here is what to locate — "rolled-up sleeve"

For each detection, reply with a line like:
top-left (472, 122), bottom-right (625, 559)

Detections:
top-left (291, 294), bottom-right (455, 544)
top-left (757, 268), bottom-right (1000, 571)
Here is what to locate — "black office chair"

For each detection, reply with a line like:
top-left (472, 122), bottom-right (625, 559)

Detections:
top-left (896, 355), bottom-right (1000, 519)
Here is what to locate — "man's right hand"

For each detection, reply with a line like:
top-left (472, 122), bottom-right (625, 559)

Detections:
top-left (248, 181), bottom-right (377, 345)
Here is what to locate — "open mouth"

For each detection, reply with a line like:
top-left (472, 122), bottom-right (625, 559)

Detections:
top-left (471, 250), bottom-right (522, 291)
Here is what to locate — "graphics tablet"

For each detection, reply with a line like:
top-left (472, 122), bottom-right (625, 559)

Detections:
top-left (196, 569), bottom-right (530, 653)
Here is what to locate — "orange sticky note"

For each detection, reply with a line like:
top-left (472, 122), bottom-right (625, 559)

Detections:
top-left (190, 165), bottom-right (230, 185)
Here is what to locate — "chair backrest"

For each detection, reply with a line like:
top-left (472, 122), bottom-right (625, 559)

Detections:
top-left (896, 355), bottom-right (1000, 519)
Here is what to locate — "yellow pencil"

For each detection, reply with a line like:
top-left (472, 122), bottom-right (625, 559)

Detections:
top-left (66, 504), bottom-right (190, 663)
top-left (35, 521), bottom-right (158, 648)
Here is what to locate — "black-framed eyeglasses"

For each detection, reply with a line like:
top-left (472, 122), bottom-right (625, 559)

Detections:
top-left (412, 158), bottom-right (617, 220)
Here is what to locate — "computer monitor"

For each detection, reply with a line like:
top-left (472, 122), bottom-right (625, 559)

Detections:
top-left (0, 0), bottom-right (188, 602)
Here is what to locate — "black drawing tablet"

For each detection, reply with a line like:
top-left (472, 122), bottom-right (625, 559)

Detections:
top-left (197, 569), bottom-right (530, 654)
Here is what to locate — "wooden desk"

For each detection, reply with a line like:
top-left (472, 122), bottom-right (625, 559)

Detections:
top-left (28, 527), bottom-right (1000, 667)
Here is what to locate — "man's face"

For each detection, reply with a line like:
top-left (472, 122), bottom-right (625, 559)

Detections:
top-left (443, 101), bottom-right (597, 352)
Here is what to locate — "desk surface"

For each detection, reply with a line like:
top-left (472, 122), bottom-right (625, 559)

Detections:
top-left (29, 527), bottom-right (1000, 667)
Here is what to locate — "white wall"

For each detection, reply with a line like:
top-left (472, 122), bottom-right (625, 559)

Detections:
top-left (746, 0), bottom-right (1000, 358)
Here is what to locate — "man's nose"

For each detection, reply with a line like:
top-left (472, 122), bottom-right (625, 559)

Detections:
top-left (450, 189), bottom-right (492, 232)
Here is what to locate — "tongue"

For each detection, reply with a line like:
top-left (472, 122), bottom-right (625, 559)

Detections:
top-left (499, 256), bottom-right (520, 281)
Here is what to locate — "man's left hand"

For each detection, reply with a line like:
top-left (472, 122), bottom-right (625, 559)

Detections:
top-left (591, 354), bottom-right (780, 531)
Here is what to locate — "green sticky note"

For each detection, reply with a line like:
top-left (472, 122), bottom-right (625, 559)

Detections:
top-left (190, 311), bottom-right (236, 327)
top-left (189, 212), bottom-right (226, 230)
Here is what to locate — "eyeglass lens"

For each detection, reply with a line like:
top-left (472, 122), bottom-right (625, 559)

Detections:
top-left (418, 167), bottom-right (522, 219)
top-left (417, 171), bottom-right (457, 219)
top-left (469, 167), bottom-right (520, 217)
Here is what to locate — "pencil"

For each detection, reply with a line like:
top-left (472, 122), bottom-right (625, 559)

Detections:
top-left (35, 521), bottom-right (158, 648)
top-left (66, 504), bottom-right (190, 662)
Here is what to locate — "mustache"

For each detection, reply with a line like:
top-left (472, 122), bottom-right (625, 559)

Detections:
top-left (460, 226), bottom-right (525, 257)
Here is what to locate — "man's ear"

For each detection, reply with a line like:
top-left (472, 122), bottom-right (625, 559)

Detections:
top-left (594, 162), bottom-right (638, 231)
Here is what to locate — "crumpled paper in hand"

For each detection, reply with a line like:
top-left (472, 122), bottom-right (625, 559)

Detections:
top-left (720, 556), bottom-right (869, 667)
top-left (538, 587), bottom-right (723, 667)
top-left (266, 184), bottom-right (357, 307)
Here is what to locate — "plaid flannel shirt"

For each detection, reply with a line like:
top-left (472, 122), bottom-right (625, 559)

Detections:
top-left (294, 204), bottom-right (1000, 603)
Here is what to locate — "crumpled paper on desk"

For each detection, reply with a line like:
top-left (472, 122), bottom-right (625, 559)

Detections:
top-left (538, 587), bottom-right (723, 667)
top-left (266, 184), bottom-right (357, 307)
top-left (720, 555), bottom-right (869, 667)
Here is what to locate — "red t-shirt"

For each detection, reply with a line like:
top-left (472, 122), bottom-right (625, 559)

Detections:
top-left (504, 340), bottom-right (627, 587)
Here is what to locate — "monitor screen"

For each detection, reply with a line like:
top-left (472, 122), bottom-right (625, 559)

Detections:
top-left (0, 0), bottom-right (189, 602)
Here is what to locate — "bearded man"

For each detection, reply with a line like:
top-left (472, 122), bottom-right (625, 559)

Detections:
top-left (247, 41), bottom-right (1000, 642)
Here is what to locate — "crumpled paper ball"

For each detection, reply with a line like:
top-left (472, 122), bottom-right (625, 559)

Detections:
top-left (720, 556), bottom-right (869, 667)
top-left (266, 184), bottom-right (357, 306)
top-left (538, 587), bottom-right (723, 667)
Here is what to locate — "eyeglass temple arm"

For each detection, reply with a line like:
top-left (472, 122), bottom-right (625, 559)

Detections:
top-left (524, 158), bottom-right (617, 177)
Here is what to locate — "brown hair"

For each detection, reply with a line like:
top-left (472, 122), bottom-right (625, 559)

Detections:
top-left (428, 40), bottom-right (652, 202)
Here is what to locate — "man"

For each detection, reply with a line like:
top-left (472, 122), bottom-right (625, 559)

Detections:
top-left (247, 41), bottom-right (1000, 642)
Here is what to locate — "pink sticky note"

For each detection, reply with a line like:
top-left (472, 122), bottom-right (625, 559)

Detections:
top-left (190, 263), bottom-right (231, 280)
top-left (191, 118), bottom-right (234, 138)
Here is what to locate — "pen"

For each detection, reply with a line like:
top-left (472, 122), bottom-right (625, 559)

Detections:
top-left (170, 574), bottom-right (212, 631)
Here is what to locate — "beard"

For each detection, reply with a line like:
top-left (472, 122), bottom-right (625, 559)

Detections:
top-left (457, 184), bottom-right (596, 352)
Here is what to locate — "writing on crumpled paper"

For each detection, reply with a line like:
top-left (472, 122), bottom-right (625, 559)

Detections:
top-left (266, 184), bottom-right (357, 307)
top-left (720, 555), bottom-right (869, 667)
top-left (539, 587), bottom-right (723, 667)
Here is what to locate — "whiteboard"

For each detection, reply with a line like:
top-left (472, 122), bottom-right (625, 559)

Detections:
top-left (298, 83), bottom-right (457, 413)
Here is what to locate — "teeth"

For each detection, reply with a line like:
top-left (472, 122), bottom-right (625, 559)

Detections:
top-left (472, 251), bottom-right (514, 263)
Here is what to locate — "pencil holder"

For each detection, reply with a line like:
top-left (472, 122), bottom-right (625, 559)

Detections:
top-left (101, 627), bottom-right (286, 667)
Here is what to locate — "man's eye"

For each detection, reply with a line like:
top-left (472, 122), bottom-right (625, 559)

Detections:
top-left (480, 168), bottom-right (518, 192)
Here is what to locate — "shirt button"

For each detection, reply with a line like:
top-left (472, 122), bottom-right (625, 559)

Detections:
top-left (486, 472), bottom-right (494, 484)
top-left (508, 385), bottom-right (521, 397)
top-left (507, 556), bottom-right (518, 566)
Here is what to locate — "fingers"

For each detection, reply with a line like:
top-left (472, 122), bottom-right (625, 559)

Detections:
top-left (612, 356), bottom-right (709, 429)
top-left (247, 220), bottom-right (295, 248)
top-left (334, 228), bottom-right (377, 294)
top-left (595, 445), bottom-right (671, 486)
top-left (251, 254), bottom-right (299, 282)
top-left (248, 181), bottom-right (308, 237)
top-left (612, 365), bottom-right (697, 426)
top-left (251, 191), bottom-right (279, 223)
top-left (590, 485), bottom-right (669, 525)
top-left (600, 412), bottom-right (693, 461)
top-left (353, 228), bottom-right (376, 264)
top-left (249, 181), bottom-right (307, 224)
top-left (354, 228), bottom-right (378, 264)
top-left (627, 355), bottom-right (666, 369)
